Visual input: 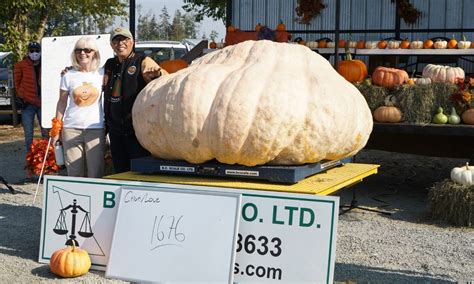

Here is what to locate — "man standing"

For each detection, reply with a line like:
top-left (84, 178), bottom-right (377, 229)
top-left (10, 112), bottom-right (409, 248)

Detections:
top-left (14, 41), bottom-right (48, 152)
top-left (103, 27), bottom-right (168, 173)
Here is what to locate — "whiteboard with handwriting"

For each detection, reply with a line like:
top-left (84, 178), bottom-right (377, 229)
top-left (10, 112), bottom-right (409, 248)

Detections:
top-left (106, 186), bottom-right (242, 283)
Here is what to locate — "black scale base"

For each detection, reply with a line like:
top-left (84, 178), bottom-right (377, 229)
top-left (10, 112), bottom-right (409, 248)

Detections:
top-left (130, 156), bottom-right (353, 184)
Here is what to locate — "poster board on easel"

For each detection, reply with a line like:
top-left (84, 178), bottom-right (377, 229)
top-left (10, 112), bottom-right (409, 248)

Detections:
top-left (40, 34), bottom-right (114, 128)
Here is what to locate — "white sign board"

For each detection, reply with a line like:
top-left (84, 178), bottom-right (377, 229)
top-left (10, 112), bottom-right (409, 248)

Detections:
top-left (40, 34), bottom-right (114, 127)
top-left (106, 186), bottom-right (241, 283)
top-left (39, 176), bottom-right (339, 283)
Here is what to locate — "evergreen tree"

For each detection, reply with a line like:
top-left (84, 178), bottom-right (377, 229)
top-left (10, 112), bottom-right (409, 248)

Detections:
top-left (158, 6), bottom-right (172, 40)
top-left (170, 10), bottom-right (185, 41)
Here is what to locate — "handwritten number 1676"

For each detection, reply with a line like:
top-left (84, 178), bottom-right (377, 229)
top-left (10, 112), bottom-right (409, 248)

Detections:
top-left (151, 215), bottom-right (185, 244)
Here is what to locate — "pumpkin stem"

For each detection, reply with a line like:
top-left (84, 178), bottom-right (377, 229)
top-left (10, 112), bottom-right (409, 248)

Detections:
top-left (344, 42), bottom-right (352, 61)
top-left (466, 162), bottom-right (470, 170)
top-left (71, 241), bottom-right (76, 252)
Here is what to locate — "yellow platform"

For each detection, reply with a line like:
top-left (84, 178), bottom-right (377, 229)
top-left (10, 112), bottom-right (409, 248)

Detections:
top-left (106, 163), bottom-right (379, 196)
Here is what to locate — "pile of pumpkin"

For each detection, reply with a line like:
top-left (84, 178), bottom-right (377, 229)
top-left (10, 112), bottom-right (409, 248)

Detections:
top-left (335, 49), bottom-right (474, 125)
top-left (303, 36), bottom-right (474, 49)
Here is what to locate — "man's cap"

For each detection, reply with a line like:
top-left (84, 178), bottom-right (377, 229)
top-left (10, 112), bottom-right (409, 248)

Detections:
top-left (28, 42), bottom-right (41, 50)
top-left (110, 27), bottom-right (133, 42)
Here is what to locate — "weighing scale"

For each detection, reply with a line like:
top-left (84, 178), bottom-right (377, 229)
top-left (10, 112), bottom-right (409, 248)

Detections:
top-left (130, 156), bottom-right (353, 184)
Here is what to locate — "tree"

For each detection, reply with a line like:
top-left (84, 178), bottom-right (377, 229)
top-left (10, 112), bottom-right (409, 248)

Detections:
top-left (182, 13), bottom-right (198, 39)
top-left (0, 0), bottom-right (127, 62)
top-left (158, 6), bottom-right (172, 40)
top-left (170, 10), bottom-right (185, 41)
top-left (209, 30), bottom-right (219, 41)
top-left (182, 0), bottom-right (226, 23)
top-left (137, 5), bottom-right (160, 41)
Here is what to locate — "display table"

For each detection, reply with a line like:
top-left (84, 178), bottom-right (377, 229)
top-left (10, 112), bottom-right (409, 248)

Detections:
top-left (106, 163), bottom-right (379, 196)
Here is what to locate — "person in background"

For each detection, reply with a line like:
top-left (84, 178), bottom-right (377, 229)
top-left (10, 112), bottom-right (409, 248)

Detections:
top-left (13, 41), bottom-right (48, 152)
top-left (103, 27), bottom-right (168, 173)
top-left (52, 37), bottom-right (105, 178)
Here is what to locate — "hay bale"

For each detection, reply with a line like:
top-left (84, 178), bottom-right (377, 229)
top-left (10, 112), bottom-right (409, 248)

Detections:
top-left (428, 179), bottom-right (473, 227)
top-left (357, 82), bottom-right (458, 123)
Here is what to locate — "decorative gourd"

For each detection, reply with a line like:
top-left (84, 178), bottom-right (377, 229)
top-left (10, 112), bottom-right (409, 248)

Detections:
top-left (372, 66), bottom-right (409, 88)
top-left (373, 96), bottom-right (402, 123)
top-left (209, 41), bottom-right (217, 49)
top-left (337, 48), bottom-right (368, 83)
top-left (400, 39), bottom-right (410, 49)
top-left (432, 107), bottom-right (448, 124)
top-left (306, 41), bottom-right (318, 49)
top-left (387, 40), bottom-right (400, 49)
top-left (448, 107), bottom-right (461, 124)
top-left (423, 39), bottom-right (434, 49)
top-left (132, 40), bottom-right (373, 166)
top-left (422, 64), bottom-right (465, 84)
top-left (457, 36), bottom-right (471, 49)
top-left (462, 108), bottom-right (474, 124)
top-left (356, 40), bottom-right (365, 49)
top-left (447, 35), bottom-right (458, 49)
top-left (365, 41), bottom-right (378, 49)
top-left (50, 243), bottom-right (91, 278)
top-left (326, 41), bottom-right (336, 48)
top-left (414, 77), bottom-right (431, 85)
top-left (159, 59), bottom-right (189, 74)
top-left (450, 162), bottom-right (474, 186)
top-left (72, 82), bottom-right (99, 107)
top-left (433, 40), bottom-right (447, 49)
top-left (410, 40), bottom-right (423, 49)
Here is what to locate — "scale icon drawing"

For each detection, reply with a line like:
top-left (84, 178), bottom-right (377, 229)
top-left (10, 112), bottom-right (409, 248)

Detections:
top-left (53, 199), bottom-right (94, 246)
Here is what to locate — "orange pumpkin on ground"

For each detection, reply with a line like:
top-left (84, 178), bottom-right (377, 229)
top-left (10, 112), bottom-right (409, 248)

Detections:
top-left (50, 244), bottom-right (91, 278)
top-left (159, 59), bottom-right (189, 74)
top-left (372, 67), bottom-right (409, 88)
top-left (337, 51), bottom-right (368, 83)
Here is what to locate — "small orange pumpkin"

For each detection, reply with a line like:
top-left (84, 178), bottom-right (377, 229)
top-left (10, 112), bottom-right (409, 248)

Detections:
top-left (356, 40), bottom-right (365, 49)
top-left (373, 96), bottom-right (402, 123)
top-left (276, 20), bottom-right (285, 32)
top-left (423, 39), bottom-right (434, 49)
top-left (400, 39), bottom-right (410, 49)
top-left (337, 51), bottom-right (368, 83)
top-left (255, 23), bottom-right (262, 32)
top-left (462, 108), bottom-right (474, 124)
top-left (372, 66), bottom-right (409, 88)
top-left (338, 39), bottom-right (346, 48)
top-left (377, 40), bottom-right (387, 49)
top-left (227, 25), bottom-right (236, 32)
top-left (209, 41), bottom-right (217, 49)
top-left (318, 39), bottom-right (328, 48)
top-left (50, 243), bottom-right (91, 278)
top-left (159, 59), bottom-right (189, 74)
top-left (448, 35), bottom-right (458, 49)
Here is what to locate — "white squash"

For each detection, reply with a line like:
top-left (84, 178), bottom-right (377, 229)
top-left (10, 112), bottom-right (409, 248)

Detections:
top-left (410, 40), bottom-right (423, 49)
top-left (450, 163), bottom-right (474, 186)
top-left (348, 41), bottom-right (358, 48)
top-left (326, 41), bottom-right (336, 48)
top-left (414, 77), bottom-right (431, 85)
top-left (422, 64), bottom-right (465, 84)
top-left (457, 36), bottom-right (471, 49)
top-left (306, 41), bottom-right (319, 49)
top-left (133, 40), bottom-right (373, 166)
top-left (388, 40), bottom-right (400, 49)
top-left (365, 41), bottom-right (378, 49)
top-left (433, 40), bottom-right (447, 49)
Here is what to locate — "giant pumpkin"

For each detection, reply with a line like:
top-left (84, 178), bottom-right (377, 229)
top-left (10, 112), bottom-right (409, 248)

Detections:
top-left (132, 40), bottom-right (373, 166)
top-left (422, 64), bottom-right (465, 84)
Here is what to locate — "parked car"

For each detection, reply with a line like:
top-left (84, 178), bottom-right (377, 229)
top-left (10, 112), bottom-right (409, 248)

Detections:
top-left (134, 40), bottom-right (190, 63)
top-left (0, 52), bottom-right (13, 111)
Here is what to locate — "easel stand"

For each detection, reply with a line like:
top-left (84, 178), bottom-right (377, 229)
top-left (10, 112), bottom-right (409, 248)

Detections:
top-left (0, 176), bottom-right (16, 194)
top-left (339, 187), bottom-right (391, 216)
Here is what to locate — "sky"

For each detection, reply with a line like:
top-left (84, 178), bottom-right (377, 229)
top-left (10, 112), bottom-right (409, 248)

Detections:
top-left (136, 0), bottom-right (226, 41)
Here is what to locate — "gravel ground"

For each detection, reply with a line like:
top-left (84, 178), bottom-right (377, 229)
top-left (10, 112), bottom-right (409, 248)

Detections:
top-left (0, 124), bottom-right (473, 283)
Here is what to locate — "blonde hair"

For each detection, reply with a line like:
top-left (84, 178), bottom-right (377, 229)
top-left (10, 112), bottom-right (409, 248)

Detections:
top-left (70, 37), bottom-right (101, 71)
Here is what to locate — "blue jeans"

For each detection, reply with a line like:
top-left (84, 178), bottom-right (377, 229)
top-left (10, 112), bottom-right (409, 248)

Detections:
top-left (22, 104), bottom-right (48, 152)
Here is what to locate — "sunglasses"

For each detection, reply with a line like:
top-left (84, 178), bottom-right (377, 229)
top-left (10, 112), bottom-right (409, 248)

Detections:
top-left (29, 49), bottom-right (40, 53)
top-left (74, 48), bottom-right (94, 54)
top-left (112, 37), bottom-right (131, 45)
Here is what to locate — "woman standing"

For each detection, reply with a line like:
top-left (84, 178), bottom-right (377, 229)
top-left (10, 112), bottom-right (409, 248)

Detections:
top-left (52, 37), bottom-right (105, 178)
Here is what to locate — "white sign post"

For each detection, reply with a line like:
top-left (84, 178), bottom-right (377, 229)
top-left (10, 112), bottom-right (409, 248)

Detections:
top-left (106, 186), bottom-right (241, 283)
top-left (39, 176), bottom-right (339, 283)
top-left (40, 34), bottom-right (114, 128)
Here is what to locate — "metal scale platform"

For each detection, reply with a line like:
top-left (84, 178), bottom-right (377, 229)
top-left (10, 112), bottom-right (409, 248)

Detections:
top-left (130, 156), bottom-right (353, 184)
